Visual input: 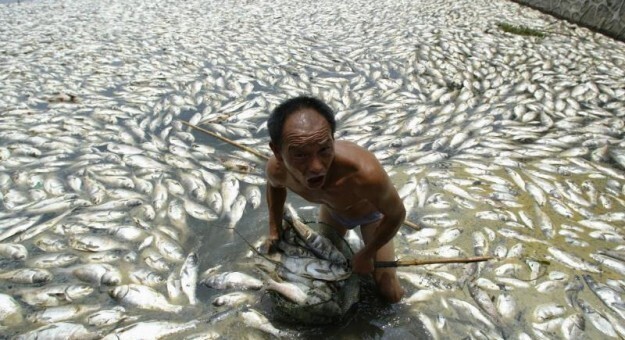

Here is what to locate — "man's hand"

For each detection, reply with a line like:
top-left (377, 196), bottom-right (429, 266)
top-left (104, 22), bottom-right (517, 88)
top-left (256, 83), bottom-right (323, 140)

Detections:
top-left (263, 235), bottom-right (279, 254)
top-left (352, 249), bottom-right (375, 275)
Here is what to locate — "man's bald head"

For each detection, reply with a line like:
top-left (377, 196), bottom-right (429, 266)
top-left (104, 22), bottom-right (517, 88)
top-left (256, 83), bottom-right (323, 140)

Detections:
top-left (268, 96), bottom-right (336, 148)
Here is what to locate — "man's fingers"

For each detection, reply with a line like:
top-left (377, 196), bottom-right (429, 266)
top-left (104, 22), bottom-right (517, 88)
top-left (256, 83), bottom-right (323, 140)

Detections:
top-left (263, 238), bottom-right (279, 254)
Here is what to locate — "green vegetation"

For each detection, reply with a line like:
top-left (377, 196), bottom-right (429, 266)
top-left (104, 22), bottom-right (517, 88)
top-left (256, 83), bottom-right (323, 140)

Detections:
top-left (497, 22), bottom-right (546, 38)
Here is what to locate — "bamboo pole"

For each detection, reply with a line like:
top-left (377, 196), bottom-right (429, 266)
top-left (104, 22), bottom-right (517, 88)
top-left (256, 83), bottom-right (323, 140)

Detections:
top-left (181, 120), bottom-right (424, 231)
top-left (375, 256), bottom-right (493, 268)
top-left (402, 220), bottom-right (421, 231)
top-left (180, 120), bottom-right (270, 161)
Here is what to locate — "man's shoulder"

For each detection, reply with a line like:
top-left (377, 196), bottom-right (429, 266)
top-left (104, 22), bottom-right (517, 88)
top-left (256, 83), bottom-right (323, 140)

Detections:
top-left (335, 141), bottom-right (379, 168)
top-left (266, 156), bottom-right (286, 188)
top-left (335, 140), bottom-right (385, 182)
top-left (335, 140), bottom-right (375, 159)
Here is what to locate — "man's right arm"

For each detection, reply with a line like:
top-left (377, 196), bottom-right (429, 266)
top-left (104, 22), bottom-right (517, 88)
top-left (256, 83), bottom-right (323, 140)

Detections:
top-left (265, 158), bottom-right (287, 252)
top-left (267, 184), bottom-right (286, 241)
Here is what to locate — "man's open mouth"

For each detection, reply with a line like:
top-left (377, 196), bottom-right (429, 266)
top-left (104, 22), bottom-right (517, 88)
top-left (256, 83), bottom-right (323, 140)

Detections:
top-left (307, 175), bottom-right (324, 187)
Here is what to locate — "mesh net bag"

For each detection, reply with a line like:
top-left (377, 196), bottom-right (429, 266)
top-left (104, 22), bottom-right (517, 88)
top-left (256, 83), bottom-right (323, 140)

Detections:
top-left (269, 221), bottom-right (360, 326)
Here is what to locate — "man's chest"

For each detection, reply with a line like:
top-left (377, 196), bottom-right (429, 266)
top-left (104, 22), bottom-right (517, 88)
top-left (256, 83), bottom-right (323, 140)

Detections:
top-left (285, 178), bottom-right (362, 210)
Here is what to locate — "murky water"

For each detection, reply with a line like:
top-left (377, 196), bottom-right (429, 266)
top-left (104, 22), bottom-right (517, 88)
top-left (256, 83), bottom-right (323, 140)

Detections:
top-left (1, 0), bottom-right (625, 338)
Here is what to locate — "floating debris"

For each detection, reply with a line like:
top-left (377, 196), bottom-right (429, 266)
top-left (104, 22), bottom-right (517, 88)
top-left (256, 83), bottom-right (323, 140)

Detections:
top-left (496, 22), bottom-right (547, 37)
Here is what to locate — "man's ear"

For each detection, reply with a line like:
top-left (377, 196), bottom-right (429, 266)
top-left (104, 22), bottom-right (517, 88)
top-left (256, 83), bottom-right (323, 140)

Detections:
top-left (269, 142), bottom-right (283, 162)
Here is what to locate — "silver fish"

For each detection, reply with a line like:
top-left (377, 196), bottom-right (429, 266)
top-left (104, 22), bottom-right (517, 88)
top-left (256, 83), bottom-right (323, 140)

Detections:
top-left (448, 298), bottom-right (496, 330)
top-left (83, 175), bottom-right (106, 204)
top-left (110, 284), bottom-right (183, 313)
top-left (239, 308), bottom-right (288, 338)
top-left (153, 232), bottom-right (185, 262)
top-left (0, 293), bottom-right (23, 326)
top-left (129, 267), bottom-right (165, 287)
top-left (397, 270), bottom-right (455, 291)
top-left (17, 284), bottom-right (94, 307)
top-left (201, 271), bottom-right (263, 290)
top-left (496, 289), bottom-right (517, 321)
top-left (265, 278), bottom-right (309, 305)
top-left (13, 322), bottom-right (99, 340)
top-left (206, 190), bottom-right (223, 216)
top-left (86, 306), bottom-right (137, 327)
top-left (0, 268), bottom-right (53, 284)
top-left (63, 263), bottom-right (122, 286)
top-left (212, 291), bottom-right (255, 307)
top-left (468, 282), bottom-right (501, 325)
top-left (0, 243), bottom-right (28, 260)
top-left (584, 274), bottom-right (625, 320)
top-left (226, 194), bottom-right (247, 228)
top-left (141, 248), bottom-right (171, 273)
top-left (220, 173), bottom-right (239, 216)
top-left (548, 247), bottom-right (600, 273)
top-left (182, 197), bottom-right (218, 222)
top-left (577, 299), bottom-right (616, 338)
top-left (564, 275), bottom-right (584, 307)
top-left (179, 171), bottom-right (207, 202)
top-left (14, 209), bottom-right (75, 242)
top-left (27, 253), bottom-right (79, 269)
top-left (27, 304), bottom-right (101, 324)
top-left (180, 252), bottom-right (199, 305)
top-left (284, 205), bottom-right (347, 265)
top-left (102, 320), bottom-right (198, 340)
top-left (33, 234), bottom-right (68, 252)
top-left (533, 303), bottom-right (566, 322)
top-left (69, 235), bottom-right (129, 252)
top-left (167, 271), bottom-right (183, 303)
top-left (244, 185), bottom-right (261, 209)
top-left (560, 313), bottom-right (585, 340)
top-left (152, 175), bottom-right (168, 210)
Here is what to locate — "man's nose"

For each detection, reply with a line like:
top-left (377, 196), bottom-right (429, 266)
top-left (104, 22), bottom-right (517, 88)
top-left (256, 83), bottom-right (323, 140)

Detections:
top-left (309, 156), bottom-right (324, 173)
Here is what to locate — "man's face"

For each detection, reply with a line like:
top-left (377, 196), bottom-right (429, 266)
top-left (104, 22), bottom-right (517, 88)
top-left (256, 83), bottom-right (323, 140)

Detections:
top-left (272, 109), bottom-right (335, 190)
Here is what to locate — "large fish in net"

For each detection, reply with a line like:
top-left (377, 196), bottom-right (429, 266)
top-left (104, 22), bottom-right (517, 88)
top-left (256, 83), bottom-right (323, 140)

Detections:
top-left (254, 205), bottom-right (360, 325)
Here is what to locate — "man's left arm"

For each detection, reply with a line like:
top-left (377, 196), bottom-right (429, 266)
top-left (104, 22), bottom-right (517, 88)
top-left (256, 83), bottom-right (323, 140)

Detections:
top-left (353, 171), bottom-right (406, 273)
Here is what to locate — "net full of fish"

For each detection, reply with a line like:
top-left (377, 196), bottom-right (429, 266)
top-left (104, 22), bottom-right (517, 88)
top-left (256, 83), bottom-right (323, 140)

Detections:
top-left (252, 205), bottom-right (360, 326)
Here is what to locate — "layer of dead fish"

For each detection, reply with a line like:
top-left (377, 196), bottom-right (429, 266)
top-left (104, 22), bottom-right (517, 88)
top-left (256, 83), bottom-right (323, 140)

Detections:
top-left (2, 0), bottom-right (625, 338)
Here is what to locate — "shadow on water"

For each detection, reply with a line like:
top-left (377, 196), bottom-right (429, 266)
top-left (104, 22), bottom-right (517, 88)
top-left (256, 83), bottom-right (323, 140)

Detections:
top-left (271, 278), bottom-right (430, 339)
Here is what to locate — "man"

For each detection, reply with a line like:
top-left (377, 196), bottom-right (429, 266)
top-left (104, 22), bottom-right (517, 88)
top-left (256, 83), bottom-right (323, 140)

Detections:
top-left (265, 96), bottom-right (405, 303)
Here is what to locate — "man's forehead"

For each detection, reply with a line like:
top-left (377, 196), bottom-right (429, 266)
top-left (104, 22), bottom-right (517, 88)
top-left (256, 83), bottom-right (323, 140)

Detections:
top-left (282, 110), bottom-right (331, 142)
top-left (285, 108), bottom-right (324, 124)
top-left (286, 136), bottom-right (332, 150)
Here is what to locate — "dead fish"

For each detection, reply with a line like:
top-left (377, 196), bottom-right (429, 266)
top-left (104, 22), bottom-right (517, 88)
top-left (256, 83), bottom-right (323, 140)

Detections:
top-left (0, 268), bottom-right (53, 284)
top-left (101, 320), bottom-right (198, 340)
top-left (0, 293), bottom-right (23, 326)
top-left (13, 322), bottom-right (99, 340)
top-left (180, 253), bottom-right (199, 305)
top-left (109, 284), bottom-right (183, 313)
top-left (201, 271), bottom-right (263, 290)
top-left (0, 243), bottom-right (28, 260)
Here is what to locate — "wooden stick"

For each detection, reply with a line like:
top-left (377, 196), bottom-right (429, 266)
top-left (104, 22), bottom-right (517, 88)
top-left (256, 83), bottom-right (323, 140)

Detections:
top-left (402, 219), bottom-right (421, 231)
top-left (180, 121), bottom-right (270, 161)
top-left (375, 256), bottom-right (493, 268)
top-left (181, 120), bottom-right (424, 231)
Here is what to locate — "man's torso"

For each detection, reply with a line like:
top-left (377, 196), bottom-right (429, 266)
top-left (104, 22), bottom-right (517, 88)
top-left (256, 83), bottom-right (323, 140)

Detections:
top-left (271, 140), bottom-right (381, 219)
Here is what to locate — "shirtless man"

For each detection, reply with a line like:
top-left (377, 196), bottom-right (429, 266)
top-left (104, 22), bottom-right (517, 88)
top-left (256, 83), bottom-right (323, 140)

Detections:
top-left (265, 96), bottom-right (405, 303)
